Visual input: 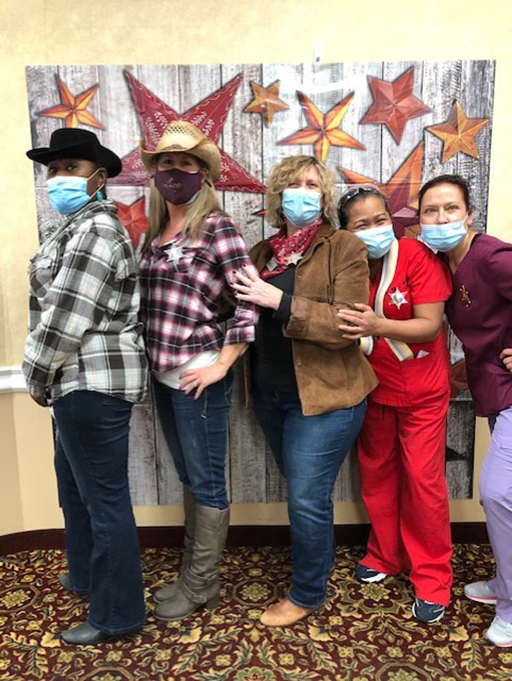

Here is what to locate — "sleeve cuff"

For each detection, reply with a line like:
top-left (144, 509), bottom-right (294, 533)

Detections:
top-left (273, 293), bottom-right (292, 323)
top-left (224, 327), bottom-right (256, 345)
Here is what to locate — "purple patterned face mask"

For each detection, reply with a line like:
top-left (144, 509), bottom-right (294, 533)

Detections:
top-left (154, 167), bottom-right (202, 205)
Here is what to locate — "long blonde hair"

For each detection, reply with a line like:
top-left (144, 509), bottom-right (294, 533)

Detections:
top-left (144, 161), bottom-right (224, 247)
top-left (265, 155), bottom-right (338, 229)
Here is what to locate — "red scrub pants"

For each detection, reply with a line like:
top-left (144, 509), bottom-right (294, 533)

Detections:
top-left (358, 395), bottom-right (453, 606)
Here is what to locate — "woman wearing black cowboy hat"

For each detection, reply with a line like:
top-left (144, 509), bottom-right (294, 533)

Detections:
top-left (23, 128), bottom-right (147, 645)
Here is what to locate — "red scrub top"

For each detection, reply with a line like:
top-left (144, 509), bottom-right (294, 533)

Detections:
top-left (368, 238), bottom-right (452, 406)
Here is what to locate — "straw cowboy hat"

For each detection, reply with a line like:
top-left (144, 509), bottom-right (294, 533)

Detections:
top-left (139, 120), bottom-right (222, 182)
top-left (26, 128), bottom-right (122, 177)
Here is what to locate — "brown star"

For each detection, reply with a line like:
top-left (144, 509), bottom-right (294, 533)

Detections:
top-left (244, 80), bottom-right (289, 127)
top-left (427, 101), bottom-right (489, 163)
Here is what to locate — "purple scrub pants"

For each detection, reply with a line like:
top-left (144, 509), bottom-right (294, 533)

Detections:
top-left (479, 405), bottom-right (512, 623)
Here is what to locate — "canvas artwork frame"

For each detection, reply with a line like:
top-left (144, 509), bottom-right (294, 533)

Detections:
top-left (25, 59), bottom-right (495, 504)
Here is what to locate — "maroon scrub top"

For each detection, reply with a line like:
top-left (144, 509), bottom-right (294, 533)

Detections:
top-left (445, 233), bottom-right (512, 417)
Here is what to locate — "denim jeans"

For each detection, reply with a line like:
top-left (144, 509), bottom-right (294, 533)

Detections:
top-left (253, 377), bottom-right (366, 609)
top-left (53, 390), bottom-right (145, 635)
top-left (152, 372), bottom-right (233, 510)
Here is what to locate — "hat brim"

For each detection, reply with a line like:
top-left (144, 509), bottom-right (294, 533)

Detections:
top-left (140, 140), bottom-right (221, 183)
top-left (26, 141), bottom-right (123, 178)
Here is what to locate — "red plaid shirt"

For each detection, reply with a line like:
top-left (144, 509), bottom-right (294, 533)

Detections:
top-left (139, 212), bottom-right (258, 373)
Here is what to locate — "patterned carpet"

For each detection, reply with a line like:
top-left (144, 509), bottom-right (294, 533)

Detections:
top-left (0, 544), bottom-right (510, 681)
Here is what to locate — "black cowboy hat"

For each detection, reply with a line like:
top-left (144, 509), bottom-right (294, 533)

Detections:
top-left (26, 128), bottom-right (122, 178)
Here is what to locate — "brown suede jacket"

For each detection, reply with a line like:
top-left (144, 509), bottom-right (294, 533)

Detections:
top-left (248, 223), bottom-right (378, 416)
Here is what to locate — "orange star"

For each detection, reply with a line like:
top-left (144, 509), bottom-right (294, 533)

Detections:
top-left (427, 101), bottom-right (489, 163)
top-left (339, 143), bottom-right (424, 238)
top-left (38, 76), bottom-right (103, 129)
top-left (244, 80), bottom-right (289, 127)
top-left (279, 91), bottom-right (364, 162)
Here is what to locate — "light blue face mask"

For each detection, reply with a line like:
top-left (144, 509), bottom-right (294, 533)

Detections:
top-left (282, 188), bottom-right (321, 228)
top-left (419, 217), bottom-right (467, 253)
top-left (47, 169), bottom-right (101, 215)
top-left (353, 224), bottom-right (396, 259)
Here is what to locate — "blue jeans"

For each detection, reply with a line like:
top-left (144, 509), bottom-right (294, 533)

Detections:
top-left (53, 391), bottom-right (145, 635)
top-left (152, 372), bottom-right (233, 509)
top-left (253, 378), bottom-right (366, 609)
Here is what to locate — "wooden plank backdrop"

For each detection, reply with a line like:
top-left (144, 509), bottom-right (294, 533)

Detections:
top-left (25, 60), bottom-right (495, 505)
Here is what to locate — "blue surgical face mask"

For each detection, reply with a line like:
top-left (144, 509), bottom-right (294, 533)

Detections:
top-left (353, 224), bottom-right (396, 259)
top-left (282, 188), bottom-right (321, 228)
top-left (47, 169), bottom-right (101, 215)
top-left (419, 217), bottom-right (467, 253)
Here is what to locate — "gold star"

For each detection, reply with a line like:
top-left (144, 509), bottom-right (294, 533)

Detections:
top-left (38, 76), bottom-right (103, 129)
top-left (279, 91), bottom-right (364, 163)
top-left (427, 101), bottom-right (489, 163)
top-left (244, 80), bottom-right (289, 127)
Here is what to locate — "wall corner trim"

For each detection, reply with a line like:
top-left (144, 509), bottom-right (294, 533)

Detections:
top-left (0, 366), bottom-right (28, 394)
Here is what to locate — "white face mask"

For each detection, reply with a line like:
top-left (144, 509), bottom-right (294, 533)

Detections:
top-left (419, 215), bottom-right (468, 253)
top-left (353, 224), bottom-right (396, 259)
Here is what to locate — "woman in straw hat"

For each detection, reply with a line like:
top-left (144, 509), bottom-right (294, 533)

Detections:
top-left (139, 120), bottom-right (258, 621)
top-left (24, 128), bottom-right (147, 645)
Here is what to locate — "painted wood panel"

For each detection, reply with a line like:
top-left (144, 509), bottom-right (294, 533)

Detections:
top-left (25, 60), bottom-right (495, 505)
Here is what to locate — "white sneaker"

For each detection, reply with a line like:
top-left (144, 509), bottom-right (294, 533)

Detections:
top-left (486, 616), bottom-right (512, 647)
top-left (464, 581), bottom-right (497, 605)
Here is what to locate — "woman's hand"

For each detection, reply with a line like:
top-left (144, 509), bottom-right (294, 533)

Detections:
top-left (232, 266), bottom-right (283, 310)
top-left (179, 363), bottom-right (228, 399)
top-left (337, 303), bottom-right (382, 340)
top-left (500, 348), bottom-right (512, 372)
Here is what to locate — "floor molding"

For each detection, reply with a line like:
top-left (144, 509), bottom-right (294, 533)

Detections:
top-left (0, 523), bottom-right (489, 555)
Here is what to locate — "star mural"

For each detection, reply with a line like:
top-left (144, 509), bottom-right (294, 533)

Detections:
top-left (114, 197), bottom-right (148, 250)
top-left (360, 67), bottom-right (430, 144)
top-left (112, 71), bottom-right (265, 193)
top-left (427, 101), bottom-right (489, 163)
top-left (279, 91), bottom-right (365, 163)
top-left (339, 143), bottom-right (424, 239)
top-left (244, 80), bottom-right (289, 127)
top-left (37, 76), bottom-right (103, 129)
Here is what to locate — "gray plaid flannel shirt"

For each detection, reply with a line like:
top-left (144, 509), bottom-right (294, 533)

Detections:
top-left (23, 200), bottom-right (148, 404)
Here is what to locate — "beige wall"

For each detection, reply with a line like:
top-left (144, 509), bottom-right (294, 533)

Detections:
top-left (1, 0), bottom-right (510, 534)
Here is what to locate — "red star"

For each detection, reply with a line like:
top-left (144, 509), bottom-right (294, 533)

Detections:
top-left (360, 67), bottom-right (430, 144)
top-left (114, 197), bottom-right (148, 250)
top-left (37, 76), bottom-right (103, 129)
top-left (111, 71), bottom-right (265, 193)
top-left (339, 143), bottom-right (424, 238)
top-left (244, 80), bottom-right (289, 127)
top-left (427, 101), bottom-right (489, 163)
top-left (278, 91), bottom-right (365, 162)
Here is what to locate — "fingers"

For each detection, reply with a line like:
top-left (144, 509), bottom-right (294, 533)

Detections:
top-left (179, 371), bottom-right (201, 395)
top-left (499, 348), bottom-right (512, 359)
top-left (233, 270), bottom-right (252, 285)
top-left (339, 331), bottom-right (363, 340)
top-left (242, 264), bottom-right (260, 281)
top-left (337, 310), bottom-right (363, 323)
top-left (352, 303), bottom-right (372, 312)
top-left (338, 323), bottom-right (364, 335)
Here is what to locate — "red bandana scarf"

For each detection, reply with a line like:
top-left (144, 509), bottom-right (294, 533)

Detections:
top-left (261, 218), bottom-right (323, 280)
